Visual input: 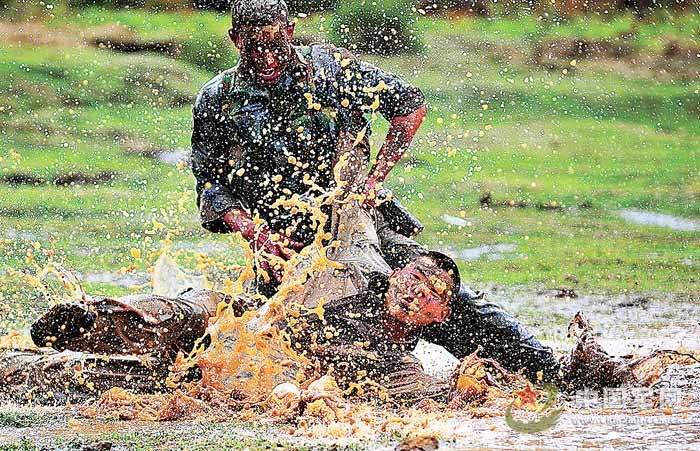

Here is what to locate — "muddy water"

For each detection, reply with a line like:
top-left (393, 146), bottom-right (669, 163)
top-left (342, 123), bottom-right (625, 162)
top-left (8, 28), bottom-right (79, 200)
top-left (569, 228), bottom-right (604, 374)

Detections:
top-left (399, 287), bottom-right (700, 450)
top-left (440, 243), bottom-right (518, 262)
top-left (487, 287), bottom-right (700, 355)
top-left (2, 397), bottom-right (699, 450)
top-left (156, 149), bottom-right (189, 166)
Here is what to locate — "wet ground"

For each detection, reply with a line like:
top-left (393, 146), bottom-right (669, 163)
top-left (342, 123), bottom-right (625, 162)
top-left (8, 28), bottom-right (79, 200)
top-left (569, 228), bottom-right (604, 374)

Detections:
top-left (2, 286), bottom-right (699, 450)
top-left (2, 409), bottom-right (700, 451)
top-left (487, 286), bottom-right (700, 355)
top-left (440, 243), bottom-right (518, 262)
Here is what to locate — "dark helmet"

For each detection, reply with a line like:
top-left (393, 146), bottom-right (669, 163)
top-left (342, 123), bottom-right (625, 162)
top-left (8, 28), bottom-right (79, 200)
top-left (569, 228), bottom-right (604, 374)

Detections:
top-left (420, 251), bottom-right (462, 299)
top-left (231, 0), bottom-right (289, 28)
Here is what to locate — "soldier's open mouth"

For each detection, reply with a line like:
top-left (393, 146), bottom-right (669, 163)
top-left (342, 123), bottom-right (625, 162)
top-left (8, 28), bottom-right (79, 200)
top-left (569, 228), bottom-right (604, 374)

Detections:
top-left (258, 66), bottom-right (281, 81)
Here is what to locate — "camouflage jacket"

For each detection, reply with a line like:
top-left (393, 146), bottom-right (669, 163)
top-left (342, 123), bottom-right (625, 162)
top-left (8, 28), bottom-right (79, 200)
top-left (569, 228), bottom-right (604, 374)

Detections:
top-left (191, 44), bottom-right (425, 243)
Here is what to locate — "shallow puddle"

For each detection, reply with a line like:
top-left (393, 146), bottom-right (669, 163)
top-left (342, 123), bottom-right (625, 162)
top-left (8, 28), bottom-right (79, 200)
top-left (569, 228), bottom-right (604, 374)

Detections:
top-left (441, 243), bottom-right (517, 262)
top-left (157, 149), bottom-right (189, 166)
top-left (618, 209), bottom-right (699, 232)
top-left (486, 288), bottom-right (700, 355)
top-left (2, 404), bottom-right (700, 450)
top-left (3, 286), bottom-right (698, 450)
top-left (442, 214), bottom-right (468, 227)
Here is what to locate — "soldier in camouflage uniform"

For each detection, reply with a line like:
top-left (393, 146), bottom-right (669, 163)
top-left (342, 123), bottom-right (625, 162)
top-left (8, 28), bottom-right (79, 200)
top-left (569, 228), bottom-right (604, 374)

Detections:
top-left (191, 0), bottom-right (428, 288)
top-left (0, 232), bottom-right (460, 405)
top-left (0, 198), bottom-right (551, 405)
top-left (1, 289), bottom-right (227, 404)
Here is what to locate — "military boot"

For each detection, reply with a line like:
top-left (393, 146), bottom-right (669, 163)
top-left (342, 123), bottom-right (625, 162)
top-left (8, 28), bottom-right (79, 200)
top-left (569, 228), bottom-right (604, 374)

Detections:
top-left (30, 302), bottom-right (96, 349)
top-left (561, 312), bottom-right (676, 389)
top-left (376, 354), bottom-right (450, 405)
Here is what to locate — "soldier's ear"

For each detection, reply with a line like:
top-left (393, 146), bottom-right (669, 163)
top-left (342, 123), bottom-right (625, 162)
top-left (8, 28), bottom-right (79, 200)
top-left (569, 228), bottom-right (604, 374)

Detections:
top-left (229, 28), bottom-right (243, 49)
top-left (285, 21), bottom-right (295, 40)
top-left (438, 305), bottom-right (451, 323)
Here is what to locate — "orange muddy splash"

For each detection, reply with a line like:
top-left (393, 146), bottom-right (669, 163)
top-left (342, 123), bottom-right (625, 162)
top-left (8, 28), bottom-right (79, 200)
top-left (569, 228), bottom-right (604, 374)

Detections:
top-left (74, 143), bottom-right (395, 429)
top-left (162, 147), bottom-right (361, 403)
top-left (0, 331), bottom-right (36, 351)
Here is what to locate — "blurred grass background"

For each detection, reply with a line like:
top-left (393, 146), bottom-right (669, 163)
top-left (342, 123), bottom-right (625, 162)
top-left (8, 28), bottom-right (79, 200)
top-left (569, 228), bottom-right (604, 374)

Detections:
top-left (1, 0), bottom-right (699, 331)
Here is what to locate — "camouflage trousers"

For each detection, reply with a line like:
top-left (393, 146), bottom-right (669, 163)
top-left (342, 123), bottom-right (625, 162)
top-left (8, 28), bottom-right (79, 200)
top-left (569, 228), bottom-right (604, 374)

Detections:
top-left (0, 349), bottom-right (169, 405)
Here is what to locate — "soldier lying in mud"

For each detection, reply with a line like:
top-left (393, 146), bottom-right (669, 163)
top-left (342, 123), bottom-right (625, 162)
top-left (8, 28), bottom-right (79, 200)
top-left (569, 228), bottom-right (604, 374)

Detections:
top-left (0, 234), bottom-right (452, 404)
top-left (0, 198), bottom-right (664, 407)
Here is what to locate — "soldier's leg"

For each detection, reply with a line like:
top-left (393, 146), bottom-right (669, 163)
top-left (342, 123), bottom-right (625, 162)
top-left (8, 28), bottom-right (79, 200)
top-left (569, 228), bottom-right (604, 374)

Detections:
top-left (0, 348), bottom-right (169, 405)
top-left (30, 289), bottom-right (242, 356)
top-left (422, 283), bottom-right (563, 383)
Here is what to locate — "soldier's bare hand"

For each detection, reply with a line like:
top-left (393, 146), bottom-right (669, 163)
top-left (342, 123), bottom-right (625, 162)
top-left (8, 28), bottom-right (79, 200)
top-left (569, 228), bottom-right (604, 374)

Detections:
top-left (255, 229), bottom-right (303, 260)
top-left (361, 177), bottom-right (381, 207)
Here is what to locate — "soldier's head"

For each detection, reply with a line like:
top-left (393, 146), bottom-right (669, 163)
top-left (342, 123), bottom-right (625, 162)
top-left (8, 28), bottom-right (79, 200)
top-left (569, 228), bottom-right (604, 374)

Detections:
top-left (229, 0), bottom-right (295, 83)
top-left (385, 252), bottom-right (459, 328)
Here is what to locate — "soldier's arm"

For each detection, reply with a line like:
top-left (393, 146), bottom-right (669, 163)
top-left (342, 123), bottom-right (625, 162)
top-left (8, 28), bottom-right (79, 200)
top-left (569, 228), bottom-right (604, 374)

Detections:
top-left (191, 77), bottom-right (244, 233)
top-left (191, 80), bottom-right (301, 272)
top-left (337, 56), bottom-right (427, 205)
top-left (365, 105), bottom-right (426, 205)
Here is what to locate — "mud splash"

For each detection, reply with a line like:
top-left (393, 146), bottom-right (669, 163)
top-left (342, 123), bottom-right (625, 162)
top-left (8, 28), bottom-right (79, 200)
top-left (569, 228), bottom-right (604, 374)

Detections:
top-left (54, 140), bottom-right (552, 437)
top-left (72, 141), bottom-right (386, 427)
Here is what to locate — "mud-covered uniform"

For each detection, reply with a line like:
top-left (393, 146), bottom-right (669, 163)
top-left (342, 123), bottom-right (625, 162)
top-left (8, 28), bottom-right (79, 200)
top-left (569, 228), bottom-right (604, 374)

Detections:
top-left (1, 289), bottom-right (228, 404)
top-left (191, 44), bottom-right (425, 243)
top-left (286, 204), bottom-right (561, 402)
top-left (375, 213), bottom-right (564, 383)
top-left (291, 272), bottom-right (450, 404)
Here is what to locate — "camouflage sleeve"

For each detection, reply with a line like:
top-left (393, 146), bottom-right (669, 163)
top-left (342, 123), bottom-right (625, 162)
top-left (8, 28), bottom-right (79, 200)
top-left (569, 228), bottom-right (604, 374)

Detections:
top-left (191, 76), bottom-right (245, 233)
top-left (334, 48), bottom-right (426, 120)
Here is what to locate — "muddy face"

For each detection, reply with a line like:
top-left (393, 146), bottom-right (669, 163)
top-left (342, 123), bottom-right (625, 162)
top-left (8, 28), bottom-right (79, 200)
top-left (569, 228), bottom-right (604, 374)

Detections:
top-left (230, 22), bottom-right (294, 83)
top-left (385, 262), bottom-right (453, 328)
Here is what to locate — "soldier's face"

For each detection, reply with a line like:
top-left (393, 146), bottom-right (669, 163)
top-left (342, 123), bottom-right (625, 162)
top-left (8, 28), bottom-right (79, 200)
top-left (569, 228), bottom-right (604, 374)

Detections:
top-left (229, 22), bottom-right (295, 83)
top-left (385, 264), bottom-right (453, 328)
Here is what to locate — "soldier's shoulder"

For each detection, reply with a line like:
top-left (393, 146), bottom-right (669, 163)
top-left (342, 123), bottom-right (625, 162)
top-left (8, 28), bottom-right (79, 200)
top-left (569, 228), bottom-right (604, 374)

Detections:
top-left (194, 73), bottom-right (223, 110)
top-left (308, 43), bottom-right (356, 60)
top-left (301, 43), bottom-right (359, 76)
top-left (194, 66), bottom-right (239, 109)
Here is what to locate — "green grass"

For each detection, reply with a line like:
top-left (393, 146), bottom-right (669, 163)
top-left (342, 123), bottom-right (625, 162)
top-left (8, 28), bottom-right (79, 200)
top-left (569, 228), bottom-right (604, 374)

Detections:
top-left (0, 419), bottom-right (366, 450)
top-left (0, 411), bottom-right (42, 428)
top-left (417, 12), bottom-right (700, 48)
top-left (47, 7), bottom-right (238, 72)
top-left (1, 10), bottom-right (699, 332)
